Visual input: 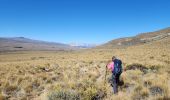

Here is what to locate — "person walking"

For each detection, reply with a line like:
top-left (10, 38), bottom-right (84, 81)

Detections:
top-left (106, 56), bottom-right (123, 94)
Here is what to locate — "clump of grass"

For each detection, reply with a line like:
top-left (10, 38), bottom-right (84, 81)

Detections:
top-left (109, 91), bottom-right (130, 100)
top-left (149, 65), bottom-right (162, 71)
top-left (83, 86), bottom-right (98, 100)
top-left (131, 85), bottom-right (149, 100)
top-left (91, 89), bottom-right (106, 100)
top-left (24, 85), bottom-right (33, 94)
top-left (156, 96), bottom-right (170, 100)
top-left (89, 61), bottom-right (93, 64)
top-left (149, 83), bottom-right (169, 98)
top-left (150, 56), bottom-right (154, 59)
top-left (126, 63), bottom-right (148, 74)
top-left (122, 69), bottom-right (143, 86)
top-left (149, 86), bottom-right (164, 96)
top-left (48, 90), bottom-right (80, 100)
top-left (0, 93), bottom-right (5, 100)
top-left (3, 84), bottom-right (19, 96)
top-left (126, 63), bottom-right (163, 74)
top-left (32, 80), bottom-right (40, 89)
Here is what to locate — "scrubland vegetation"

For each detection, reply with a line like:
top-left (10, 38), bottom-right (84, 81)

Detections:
top-left (0, 37), bottom-right (170, 100)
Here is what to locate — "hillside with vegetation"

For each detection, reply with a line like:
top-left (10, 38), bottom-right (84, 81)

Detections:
top-left (97, 27), bottom-right (170, 49)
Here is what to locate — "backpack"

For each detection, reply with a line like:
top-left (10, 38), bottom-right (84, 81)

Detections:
top-left (112, 59), bottom-right (122, 76)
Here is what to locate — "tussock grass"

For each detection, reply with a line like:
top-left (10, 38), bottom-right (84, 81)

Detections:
top-left (0, 39), bottom-right (170, 99)
top-left (0, 93), bottom-right (5, 100)
top-left (48, 90), bottom-right (80, 100)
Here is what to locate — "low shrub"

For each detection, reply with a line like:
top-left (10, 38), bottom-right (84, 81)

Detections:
top-left (126, 63), bottom-right (162, 74)
top-left (149, 86), bottom-right (164, 96)
top-left (126, 63), bottom-right (148, 74)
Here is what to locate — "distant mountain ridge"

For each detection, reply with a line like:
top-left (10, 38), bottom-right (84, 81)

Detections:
top-left (1, 27), bottom-right (170, 51)
top-left (97, 27), bottom-right (170, 49)
top-left (0, 37), bottom-right (76, 51)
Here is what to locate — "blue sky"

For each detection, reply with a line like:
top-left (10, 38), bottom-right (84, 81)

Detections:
top-left (0, 0), bottom-right (170, 44)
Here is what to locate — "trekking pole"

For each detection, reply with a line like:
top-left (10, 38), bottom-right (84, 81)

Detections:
top-left (104, 65), bottom-right (107, 86)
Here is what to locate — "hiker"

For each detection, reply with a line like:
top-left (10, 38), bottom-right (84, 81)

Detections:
top-left (106, 56), bottom-right (123, 94)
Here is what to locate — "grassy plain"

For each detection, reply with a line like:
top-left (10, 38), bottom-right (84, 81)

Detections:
top-left (0, 37), bottom-right (170, 100)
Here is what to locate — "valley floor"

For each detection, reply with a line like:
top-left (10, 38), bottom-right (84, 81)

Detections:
top-left (0, 38), bottom-right (170, 100)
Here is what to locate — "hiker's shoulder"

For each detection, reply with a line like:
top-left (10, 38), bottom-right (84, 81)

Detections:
top-left (117, 58), bottom-right (122, 61)
top-left (115, 58), bottom-right (122, 63)
top-left (115, 58), bottom-right (121, 61)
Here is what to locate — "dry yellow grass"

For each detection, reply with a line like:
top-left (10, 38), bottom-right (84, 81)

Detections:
top-left (0, 37), bottom-right (170, 100)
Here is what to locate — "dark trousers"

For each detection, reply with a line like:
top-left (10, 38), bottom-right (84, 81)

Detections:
top-left (111, 74), bottom-right (120, 94)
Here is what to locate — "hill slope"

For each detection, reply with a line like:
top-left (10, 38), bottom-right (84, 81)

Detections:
top-left (97, 27), bottom-right (170, 49)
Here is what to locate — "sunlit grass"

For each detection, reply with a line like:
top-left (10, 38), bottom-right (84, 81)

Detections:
top-left (0, 38), bottom-right (170, 99)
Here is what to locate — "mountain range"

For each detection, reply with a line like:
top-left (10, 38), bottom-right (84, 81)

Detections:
top-left (0, 27), bottom-right (170, 51)
top-left (0, 37), bottom-right (76, 51)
